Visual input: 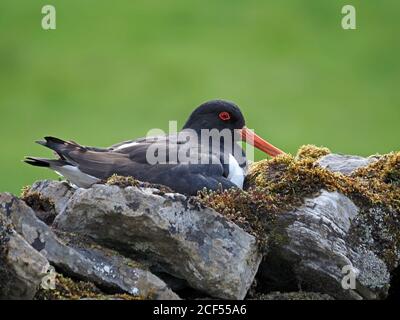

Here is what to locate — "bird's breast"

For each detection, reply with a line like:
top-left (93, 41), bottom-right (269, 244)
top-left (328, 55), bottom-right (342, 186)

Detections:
top-left (227, 154), bottom-right (245, 188)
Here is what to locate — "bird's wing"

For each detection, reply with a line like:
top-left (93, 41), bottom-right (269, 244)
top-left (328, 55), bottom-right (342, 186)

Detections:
top-left (108, 136), bottom-right (159, 151)
top-left (34, 136), bottom-right (237, 195)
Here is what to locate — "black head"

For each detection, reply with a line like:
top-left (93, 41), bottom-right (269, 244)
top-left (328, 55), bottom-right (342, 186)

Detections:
top-left (183, 100), bottom-right (245, 132)
top-left (182, 99), bottom-right (285, 157)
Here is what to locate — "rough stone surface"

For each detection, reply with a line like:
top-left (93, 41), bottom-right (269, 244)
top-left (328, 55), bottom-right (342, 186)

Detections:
top-left (292, 191), bottom-right (390, 299)
top-left (0, 193), bottom-right (178, 300)
top-left (259, 152), bottom-right (394, 300)
top-left (1, 150), bottom-right (397, 300)
top-left (254, 291), bottom-right (334, 300)
top-left (30, 180), bottom-right (74, 215)
top-left (0, 212), bottom-right (50, 300)
top-left (317, 154), bottom-right (378, 175)
top-left (54, 184), bottom-right (262, 299)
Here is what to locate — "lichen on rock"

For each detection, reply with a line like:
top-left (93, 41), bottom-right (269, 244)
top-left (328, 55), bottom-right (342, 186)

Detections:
top-left (0, 214), bottom-right (14, 295)
top-left (0, 209), bottom-right (50, 300)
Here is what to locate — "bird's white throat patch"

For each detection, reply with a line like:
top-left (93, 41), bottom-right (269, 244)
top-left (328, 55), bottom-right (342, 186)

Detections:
top-left (227, 153), bottom-right (244, 188)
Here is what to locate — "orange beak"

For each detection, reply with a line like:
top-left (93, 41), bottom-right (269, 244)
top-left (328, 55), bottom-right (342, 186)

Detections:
top-left (240, 127), bottom-right (285, 157)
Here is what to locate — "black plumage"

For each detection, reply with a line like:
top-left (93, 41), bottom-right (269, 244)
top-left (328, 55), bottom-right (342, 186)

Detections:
top-left (25, 100), bottom-right (283, 195)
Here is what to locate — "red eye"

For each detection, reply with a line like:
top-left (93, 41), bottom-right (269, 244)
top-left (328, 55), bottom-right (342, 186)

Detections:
top-left (219, 111), bottom-right (231, 121)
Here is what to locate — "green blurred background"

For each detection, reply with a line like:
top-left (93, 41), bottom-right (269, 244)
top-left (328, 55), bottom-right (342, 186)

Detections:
top-left (0, 0), bottom-right (399, 194)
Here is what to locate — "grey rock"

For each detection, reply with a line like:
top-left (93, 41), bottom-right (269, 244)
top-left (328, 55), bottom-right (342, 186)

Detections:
top-left (30, 180), bottom-right (75, 216)
top-left (317, 154), bottom-right (378, 175)
top-left (258, 154), bottom-right (395, 300)
top-left (54, 184), bottom-right (262, 299)
top-left (0, 212), bottom-right (50, 299)
top-left (260, 190), bottom-right (390, 300)
top-left (254, 291), bottom-right (334, 300)
top-left (0, 193), bottom-right (178, 300)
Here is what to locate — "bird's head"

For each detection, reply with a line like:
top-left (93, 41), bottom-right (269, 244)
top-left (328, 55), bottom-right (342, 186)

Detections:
top-left (183, 99), bottom-right (284, 157)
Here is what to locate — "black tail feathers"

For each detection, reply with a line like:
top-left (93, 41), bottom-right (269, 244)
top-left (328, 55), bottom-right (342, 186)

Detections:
top-left (34, 136), bottom-right (86, 159)
top-left (36, 136), bottom-right (68, 149)
top-left (24, 157), bottom-right (51, 168)
top-left (24, 156), bottom-right (67, 168)
top-left (24, 136), bottom-right (79, 169)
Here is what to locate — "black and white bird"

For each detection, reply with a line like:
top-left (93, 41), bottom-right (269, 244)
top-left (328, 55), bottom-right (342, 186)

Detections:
top-left (25, 100), bottom-right (284, 195)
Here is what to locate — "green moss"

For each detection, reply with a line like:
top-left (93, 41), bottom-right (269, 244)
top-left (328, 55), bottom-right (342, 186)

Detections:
top-left (349, 153), bottom-right (400, 269)
top-left (35, 273), bottom-right (101, 300)
top-left (353, 152), bottom-right (400, 193)
top-left (295, 144), bottom-right (331, 161)
top-left (198, 188), bottom-right (276, 248)
top-left (20, 185), bottom-right (31, 197)
top-left (35, 273), bottom-right (144, 300)
top-left (197, 146), bottom-right (400, 268)
top-left (198, 147), bottom-right (332, 247)
top-left (106, 175), bottom-right (141, 188)
top-left (106, 174), bottom-right (173, 194)
top-left (20, 187), bottom-right (55, 213)
top-left (20, 186), bottom-right (56, 224)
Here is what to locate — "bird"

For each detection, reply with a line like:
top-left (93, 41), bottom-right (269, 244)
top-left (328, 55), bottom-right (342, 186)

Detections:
top-left (24, 100), bottom-right (284, 195)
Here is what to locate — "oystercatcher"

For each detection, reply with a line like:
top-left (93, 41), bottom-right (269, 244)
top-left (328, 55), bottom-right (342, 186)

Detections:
top-left (25, 100), bottom-right (284, 195)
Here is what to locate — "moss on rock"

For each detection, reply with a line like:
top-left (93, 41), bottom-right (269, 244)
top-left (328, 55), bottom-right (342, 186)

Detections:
top-left (35, 273), bottom-right (143, 300)
top-left (295, 144), bottom-right (331, 161)
top-left (197, 146), bottom-right (400, 269)
top-left (106, 175), bottom-right (141, 188)
top-left (106, 174), bottom-right (173, 194)
top-left (35, 273), bottom-right (102, 300)
top-left (20, 186), bottom-right (56, 224)
top-left (197, 188), bottom-right (276, 248)
top-left (21, 186), bottom-right (55, 212)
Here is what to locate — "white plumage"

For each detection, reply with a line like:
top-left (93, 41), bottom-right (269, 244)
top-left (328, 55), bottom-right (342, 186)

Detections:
top-left (55, 165), bottom-right (100, 188)
top-left (227, 153), bottom-right (245, 188)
